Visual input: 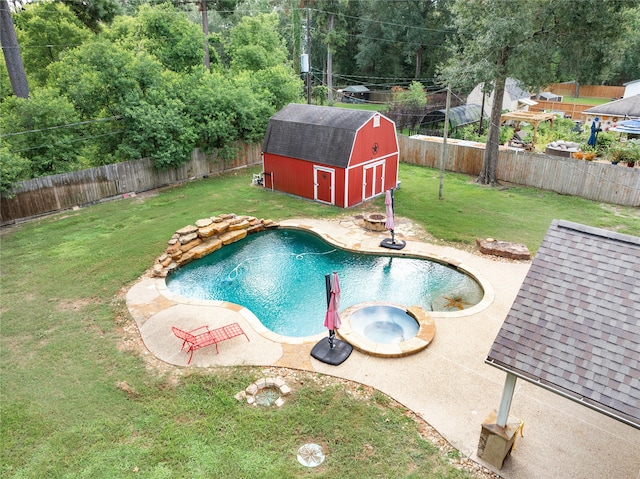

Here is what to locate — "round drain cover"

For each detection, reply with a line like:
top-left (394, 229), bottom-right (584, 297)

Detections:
top-left (297, 443), bottom-right (325, 467)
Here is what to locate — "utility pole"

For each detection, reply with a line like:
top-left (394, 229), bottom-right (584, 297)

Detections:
top-left (306, 7), bottom-right (311, 104)
top-left (438, 85), bottom-right (451, 200)
top-left (326, 13), bottom-right (333, 104)
top-left (200, 0), bottom-right (210, 70)
top-left (0, 0), bottom-right (29, 98)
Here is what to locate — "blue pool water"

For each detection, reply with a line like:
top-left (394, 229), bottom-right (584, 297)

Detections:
top-left (166, 229), bottom-right (483, 337)
top-left (350, 305), bottom-right (420, 344)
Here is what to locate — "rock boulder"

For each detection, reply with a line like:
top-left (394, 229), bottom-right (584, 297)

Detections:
top-left (476, 238), bottom-right (531, 260)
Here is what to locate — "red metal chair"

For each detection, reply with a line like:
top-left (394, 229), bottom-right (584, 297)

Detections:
top-left (171, 323), bottom-right (249, 364)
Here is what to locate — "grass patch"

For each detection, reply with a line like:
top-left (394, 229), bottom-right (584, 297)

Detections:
top-left (396, 164), bottom-right (640, 252)
top-left (562, 96), bottom-right (613, 105)
top-left (1, 164), bottom-right (638, 478)
top-left (332, 102), bottom-right (387, 111)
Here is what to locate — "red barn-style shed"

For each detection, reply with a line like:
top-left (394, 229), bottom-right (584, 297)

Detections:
top-left (261, 104), bottom-right (399, 208)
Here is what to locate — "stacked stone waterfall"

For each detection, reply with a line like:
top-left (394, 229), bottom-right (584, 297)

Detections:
top-left (153, 213), bottom-right (278, 278)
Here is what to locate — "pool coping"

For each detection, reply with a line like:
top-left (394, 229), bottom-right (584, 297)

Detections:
top-left (125, 217), bottom-right (640, 479)
top-left (156, 219), bottom-right (495, 346)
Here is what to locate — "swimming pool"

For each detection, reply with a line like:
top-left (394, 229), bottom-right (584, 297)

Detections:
top-left (166, 228), bottom-right (484, 337)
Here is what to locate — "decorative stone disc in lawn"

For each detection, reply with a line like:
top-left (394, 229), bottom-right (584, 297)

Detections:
top-left (297, 443), bottom-right (325, 467)
top-left (254, 387), bottom-right (279, 406)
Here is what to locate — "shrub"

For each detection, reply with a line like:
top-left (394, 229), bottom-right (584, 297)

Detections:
top-left (605, 140), bottom-right (640, 164)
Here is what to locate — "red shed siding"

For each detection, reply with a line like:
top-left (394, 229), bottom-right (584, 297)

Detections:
top-left (350, 116), bottom-right (399, 168)
top-left (262, 154), bottom-right (348, 207)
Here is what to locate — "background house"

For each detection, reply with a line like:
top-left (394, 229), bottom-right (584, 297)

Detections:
top-left (582, 94), bottom-right (640, 129)
top-left (261, 104), bottom-right (399, 208)
top-left (623, 79), bottom-right (640, 99)
top-left (466, 78), bottom-right (537, 113)
top-left (338, 85), bottom-right (370, 103)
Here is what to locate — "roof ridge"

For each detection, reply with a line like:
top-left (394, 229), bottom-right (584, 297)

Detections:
top-left (554, 219), bottom-right (640, 246)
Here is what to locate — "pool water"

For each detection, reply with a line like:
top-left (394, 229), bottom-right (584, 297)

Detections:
top-left (350, 305), bottom-right (419, 344)
top-left (166, 229), bottom-right (483, 337)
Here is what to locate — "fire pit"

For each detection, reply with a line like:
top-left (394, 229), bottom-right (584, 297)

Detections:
top-left (363, 213), bottom-right (387, 232)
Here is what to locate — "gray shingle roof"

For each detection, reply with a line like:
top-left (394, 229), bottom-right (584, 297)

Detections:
top-left (583, 94), bottom-right (640, 118)
top-left (262, 104), bottom-right (379, 168)
top-left (486, 220), bottom-right (640, 429)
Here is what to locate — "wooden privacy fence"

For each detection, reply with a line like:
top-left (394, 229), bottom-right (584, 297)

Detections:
top-left (399, 135), bottom-right (640, 207)
top-left (529, 101), bottom-right (593, 120)
top-left (3, 137), bottom-right (638, 223)
top-left (1, 143), bottom-right (262, 224)
top-left (545, 83), bottom-right (625, 99)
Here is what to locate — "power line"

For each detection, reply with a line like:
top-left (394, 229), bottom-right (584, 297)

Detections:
top-left (1, 116), bottom-right (121, 138)
top-left (10, 130), bottom-right (124, 153)
top-left (309, 8), bottom-right (455, 35)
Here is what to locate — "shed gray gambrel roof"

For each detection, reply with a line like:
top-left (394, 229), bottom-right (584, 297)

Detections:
top-left (486, 220), bottom-right (640, 429)
top-left (262, 104), bottom-right (383, 169)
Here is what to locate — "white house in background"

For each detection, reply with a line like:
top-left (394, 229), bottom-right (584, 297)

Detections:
top-left (582, 94), bottom-right (640, 130)
top-left (623, 79), bottom-right (640, 99)
top-left (466, 78), bottom-right (537, 114)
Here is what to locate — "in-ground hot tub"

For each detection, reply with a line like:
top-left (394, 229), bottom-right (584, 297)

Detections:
top-left (350, 304), bottom-right (419, 343)
top-left (337, 302), bottom-right (435, 357)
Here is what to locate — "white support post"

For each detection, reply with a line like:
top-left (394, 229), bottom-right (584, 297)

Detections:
top-left (496, 373), bottom-right (517, 427)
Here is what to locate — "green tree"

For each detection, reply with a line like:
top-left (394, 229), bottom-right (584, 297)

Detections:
top-left (0, 145), bottom-right (29, 194)
top-left (312, 84), bottom-right (329, 105)
top-left (226, 13), bottom-right (288, 71)
top-left (608, 5), bottom-right (640, 85)
top-left (312, 0), bottom-right (348, 103)
top-left (440, 0), bottom-right (632, 186)
top-left (48, 41), bottom-right (163, 119)
top-left (356, 0), bottom-right (453, 83)
top-left (117, 96), bottom-right (198, 169)
top-left (47, 41), bottom-right (167, 164)
top-left (13, 2), bottom-right (93, 87)
top-left (60, 0), bottom-right (121, 32)
top-left (394, 81), bottom-right (427, 107)
top-left (135, 3), bottom-right (204, 73)
top-left (0, 57), bottom-right (14, 102)
top-left (0, 87), bottom-right (82, 177)
top-left (175, 70), bottom-right (240, 154)
top-left (329, 0), bottom-right (363, 81)
top-left (250, 64), bottom-right (304, 110)
top-left (551, 1), bottom-right (638, 92)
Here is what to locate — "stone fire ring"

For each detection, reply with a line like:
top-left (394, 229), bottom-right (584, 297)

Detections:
top-left (363, 213), bottom-right (387, 232)
top-left (235, 377), bottom-right (291, 407)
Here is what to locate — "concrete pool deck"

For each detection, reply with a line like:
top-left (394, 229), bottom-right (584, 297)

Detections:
top-left (126, 217), bottom-right (640, 479)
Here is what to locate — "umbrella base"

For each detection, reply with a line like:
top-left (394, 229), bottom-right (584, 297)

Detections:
top-left (310, 338), bottom-right (353, 366)
top-left (380, 238), bottom-right (406, 250)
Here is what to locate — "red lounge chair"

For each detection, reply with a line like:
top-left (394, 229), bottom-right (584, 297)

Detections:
top-left (171, 323), bottom-right (249, 364)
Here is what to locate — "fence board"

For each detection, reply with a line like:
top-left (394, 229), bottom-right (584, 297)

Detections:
top-left (529, 101), bottom-right (593, 119)
top-left (3, 138), bottom-right (638, 224)
top-left (399, 136), bottom-right (640, 207)
top-left (545, 83), bottom-right (625, 99)
top-left (1, 143), bottom-right (262, 224)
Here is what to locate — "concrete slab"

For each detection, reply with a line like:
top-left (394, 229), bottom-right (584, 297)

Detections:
top-left (126, 217), bottom-right (640, 479)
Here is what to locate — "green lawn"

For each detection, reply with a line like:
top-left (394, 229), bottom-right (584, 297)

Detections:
top-left (332, 101), bottom-right (387, 111)
top-left (1, 164), bottom-right (638, 478)
top-left (562, 96), bottom-right (613, 105)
